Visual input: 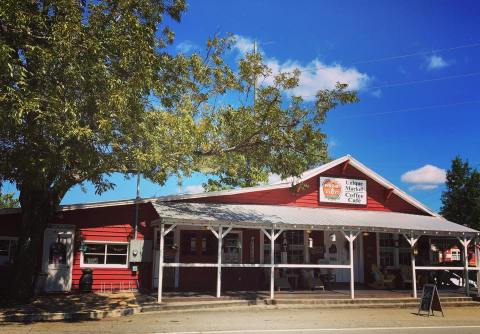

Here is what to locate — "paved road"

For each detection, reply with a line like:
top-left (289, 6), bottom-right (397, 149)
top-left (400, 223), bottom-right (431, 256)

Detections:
top-left (2, 306), bottom-right (480, 334)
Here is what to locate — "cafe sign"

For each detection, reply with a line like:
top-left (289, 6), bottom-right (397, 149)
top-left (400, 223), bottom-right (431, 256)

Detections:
top-left (319, 177), bottom-right (367, 205)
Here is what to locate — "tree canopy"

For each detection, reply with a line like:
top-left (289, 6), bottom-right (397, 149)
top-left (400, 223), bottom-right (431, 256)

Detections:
top-left (0, 187), bottom-right (19, 208)
top-left (440, 157), bottom-right (480, 230)
top-left (0, 0), bottom-right (358, 298)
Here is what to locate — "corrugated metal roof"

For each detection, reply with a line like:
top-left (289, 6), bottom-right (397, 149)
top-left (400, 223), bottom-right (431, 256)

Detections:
top-left (153, 202), bottom-right (479, 237)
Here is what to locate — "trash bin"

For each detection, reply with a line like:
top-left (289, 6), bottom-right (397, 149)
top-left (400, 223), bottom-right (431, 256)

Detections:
top-left (34, 272), bottom-right (48, 295)
top-left (79, 268), bottom-right (93, 292)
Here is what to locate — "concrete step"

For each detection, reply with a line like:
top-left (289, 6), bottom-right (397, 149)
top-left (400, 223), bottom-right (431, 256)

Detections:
top-left (140, 297), bottom-right (480, 314)
top-left (270, 296), bottom-right (473, 305)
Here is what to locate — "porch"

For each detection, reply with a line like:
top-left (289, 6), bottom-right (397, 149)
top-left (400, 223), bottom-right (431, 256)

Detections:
top-left (152, 202), bottom-right (480, 303)
top-left (157, 287), bottom-right (477, 302)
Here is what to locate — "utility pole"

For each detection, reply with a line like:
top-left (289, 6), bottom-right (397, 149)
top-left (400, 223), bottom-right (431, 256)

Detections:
top-left (246, 40), bottom-right (257, 187)
top-left (253, 40), bottom-right (257, 107)
top-left (134, 172), bottom-right (140, 239)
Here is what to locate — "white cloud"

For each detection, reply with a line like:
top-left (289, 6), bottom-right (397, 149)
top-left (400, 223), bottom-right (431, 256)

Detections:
top-left (176, 40), bottom-right (199, 54)
top-left (264, 59), bottom-right (370, 101)
top-left (427, 55), bottom-right (449, 70)
top-left (328, 138), bottom-right (338, 148)
top-left (401, 164), bottom-right (446, 191)
top-left (183, 184), bottom-right (204, 194)
top-left (232, 35), bottom-right (370, 102)
top-left (408, 184), bottom-right (439, 191)
top-left (401, 165), bottom-right (446, 184)
top-left (233, 35), bottom-right (258, 56)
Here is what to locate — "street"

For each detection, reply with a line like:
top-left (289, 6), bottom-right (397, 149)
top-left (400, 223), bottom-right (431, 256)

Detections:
top-left (2, 306), bottom-right (480, 334)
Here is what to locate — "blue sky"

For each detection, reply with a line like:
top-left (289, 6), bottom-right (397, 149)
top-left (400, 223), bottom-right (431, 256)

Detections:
top-left (8, 0), bottom-right (480, 212)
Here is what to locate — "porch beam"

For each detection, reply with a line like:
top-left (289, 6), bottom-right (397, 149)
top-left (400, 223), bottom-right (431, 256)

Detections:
top-left (162, 263), bottom-right (352, 269)
top-left (157, 223), bottom-right (165, 303)
top-left (403, 234), bottom-right (419, 298)
top-left (208, 226), bottom-right (219, 239)
top-left (458, 237), bottom-right (472, 297)
top-left (164, 223), bottom-right (177, 236)
top-left (222, 226), bottom-right (233, 239)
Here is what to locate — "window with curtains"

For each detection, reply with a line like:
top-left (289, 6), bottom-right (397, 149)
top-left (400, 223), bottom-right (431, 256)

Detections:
top-left (81, 242), bottom-right (128, 267)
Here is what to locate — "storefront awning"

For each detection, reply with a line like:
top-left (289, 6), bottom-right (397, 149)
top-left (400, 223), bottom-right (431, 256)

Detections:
top-left (153, 202), bottom-right (479, 237)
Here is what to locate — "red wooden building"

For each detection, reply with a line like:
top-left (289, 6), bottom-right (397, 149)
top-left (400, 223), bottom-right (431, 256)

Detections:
top-left (1, 155), bottom-right (479, 300)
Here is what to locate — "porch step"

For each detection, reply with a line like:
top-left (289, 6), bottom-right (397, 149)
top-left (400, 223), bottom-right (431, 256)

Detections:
top-left (270, 296), bottom-right (474, 305)
top-left (141, 297), bottom-right (480, 314)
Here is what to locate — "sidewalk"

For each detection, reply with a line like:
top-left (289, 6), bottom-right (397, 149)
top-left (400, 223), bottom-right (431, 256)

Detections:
top-left (0, 291), bottom-right (157, 322)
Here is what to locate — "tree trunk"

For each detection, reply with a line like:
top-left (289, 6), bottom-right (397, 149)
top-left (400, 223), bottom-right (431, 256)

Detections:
top-left (9, 186), bottom-right (59, 301)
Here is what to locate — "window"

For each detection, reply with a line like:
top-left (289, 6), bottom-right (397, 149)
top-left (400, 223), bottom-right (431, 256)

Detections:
top-left (0, 237), bottom-right (17, 265)
top-left (379, 233), bottom-right (394, 247)
top-left (399, 250), bottom-right (411, 266)
top-left (379, 233), bottom-right (395, 267)
top-left (181, 232), bottom-right (197, 255)
top-left (263, 231), bottom-right (305, 264)
top-left (81, 242), bottom-right (128, 267)
top-left (223, 233), bottom-right (242, 264)
top-left (451, 249), bottom-right (461, 261)
top-left (380, 250), bottom-right (395, 267)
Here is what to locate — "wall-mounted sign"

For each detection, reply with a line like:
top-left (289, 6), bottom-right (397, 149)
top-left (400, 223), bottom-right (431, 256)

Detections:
top-left (319, 177), bottom-right (367, 205)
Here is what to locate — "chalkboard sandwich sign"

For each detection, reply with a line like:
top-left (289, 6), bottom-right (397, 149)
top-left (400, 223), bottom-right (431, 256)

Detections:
top-left (417, 284), bottom-right (444, 317)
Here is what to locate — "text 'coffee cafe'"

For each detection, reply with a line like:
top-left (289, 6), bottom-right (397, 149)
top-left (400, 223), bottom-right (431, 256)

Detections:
top-left (1, 155), bottom-right (479, 302)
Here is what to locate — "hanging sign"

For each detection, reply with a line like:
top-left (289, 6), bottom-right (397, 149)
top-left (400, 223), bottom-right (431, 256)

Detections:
top-left (319, 177), bottom-right (367, 205)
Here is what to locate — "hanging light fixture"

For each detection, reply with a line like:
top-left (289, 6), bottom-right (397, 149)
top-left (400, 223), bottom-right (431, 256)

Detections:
top-left (308, 237), bottom-right (313, 248)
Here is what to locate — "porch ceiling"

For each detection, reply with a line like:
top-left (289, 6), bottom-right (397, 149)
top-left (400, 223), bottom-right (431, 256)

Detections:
top-left (152, 202), bottom-right (479, 238)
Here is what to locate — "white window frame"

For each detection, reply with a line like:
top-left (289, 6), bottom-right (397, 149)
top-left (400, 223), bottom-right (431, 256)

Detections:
top-left (451, 249), bottom-right (461, 261)
top-left (0, 236), bottom-right (18, 265)
top-left (80, 241), bottom-right (129, 268)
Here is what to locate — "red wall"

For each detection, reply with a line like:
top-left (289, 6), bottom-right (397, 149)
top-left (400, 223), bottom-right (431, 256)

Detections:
top-left (0, 203), bottom-right (159, 292)
top-left (182, 164), bottom-right (429, 215)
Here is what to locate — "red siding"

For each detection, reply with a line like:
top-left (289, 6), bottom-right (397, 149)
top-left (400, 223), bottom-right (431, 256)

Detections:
top-left (183, 164), bottom-right (429, 215)
top-left (59, 203), bottom-right (158, 291)
top-left (0, 203), bottom-right (159, 292)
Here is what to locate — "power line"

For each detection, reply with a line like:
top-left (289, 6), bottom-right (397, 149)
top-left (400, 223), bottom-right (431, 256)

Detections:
top-left (368, 71), bottom-right (480, 90)
top-left (352, 42), bottom-right (480, 65)
top-left (335, 100), bottom-right (480, 119)
top-left (286, 42), bottom-right (480, 74)
top-left (299, 71), bottom-right (480, 99)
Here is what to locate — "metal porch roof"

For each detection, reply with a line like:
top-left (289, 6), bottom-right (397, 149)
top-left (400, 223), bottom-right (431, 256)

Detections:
top-left (153, 202), bottom-right (479, 237)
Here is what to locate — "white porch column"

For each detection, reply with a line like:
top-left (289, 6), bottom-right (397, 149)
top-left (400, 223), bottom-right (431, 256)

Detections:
top-left (261, 227), bottom-right (283, 300)
top-left (403, 234), bottom-right (419, 298)
top-left (270, 229), bottom-right (276, 300)
top-left (157, 223), bottom-right (165, 303)
top-left (342, 231), bottom-right (359, 300)
top-left (459, 237), bottom-right (472, 297)
top-left (217, 225), bottom-right (223, 298)
top-left (157, 223), bottom-right (177, 303)
top-left (208, 225), bottom-right (232, 298)
top-left (476, 240), bottom-right (480, 297)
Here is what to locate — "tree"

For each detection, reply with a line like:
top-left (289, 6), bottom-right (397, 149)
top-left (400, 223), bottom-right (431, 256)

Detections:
top-left (0, 188), bottom-right (19, 208)
top-left (440, 157), bottom-right (480, 230)
top-left (0, 0), bottom-right (358, 299)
